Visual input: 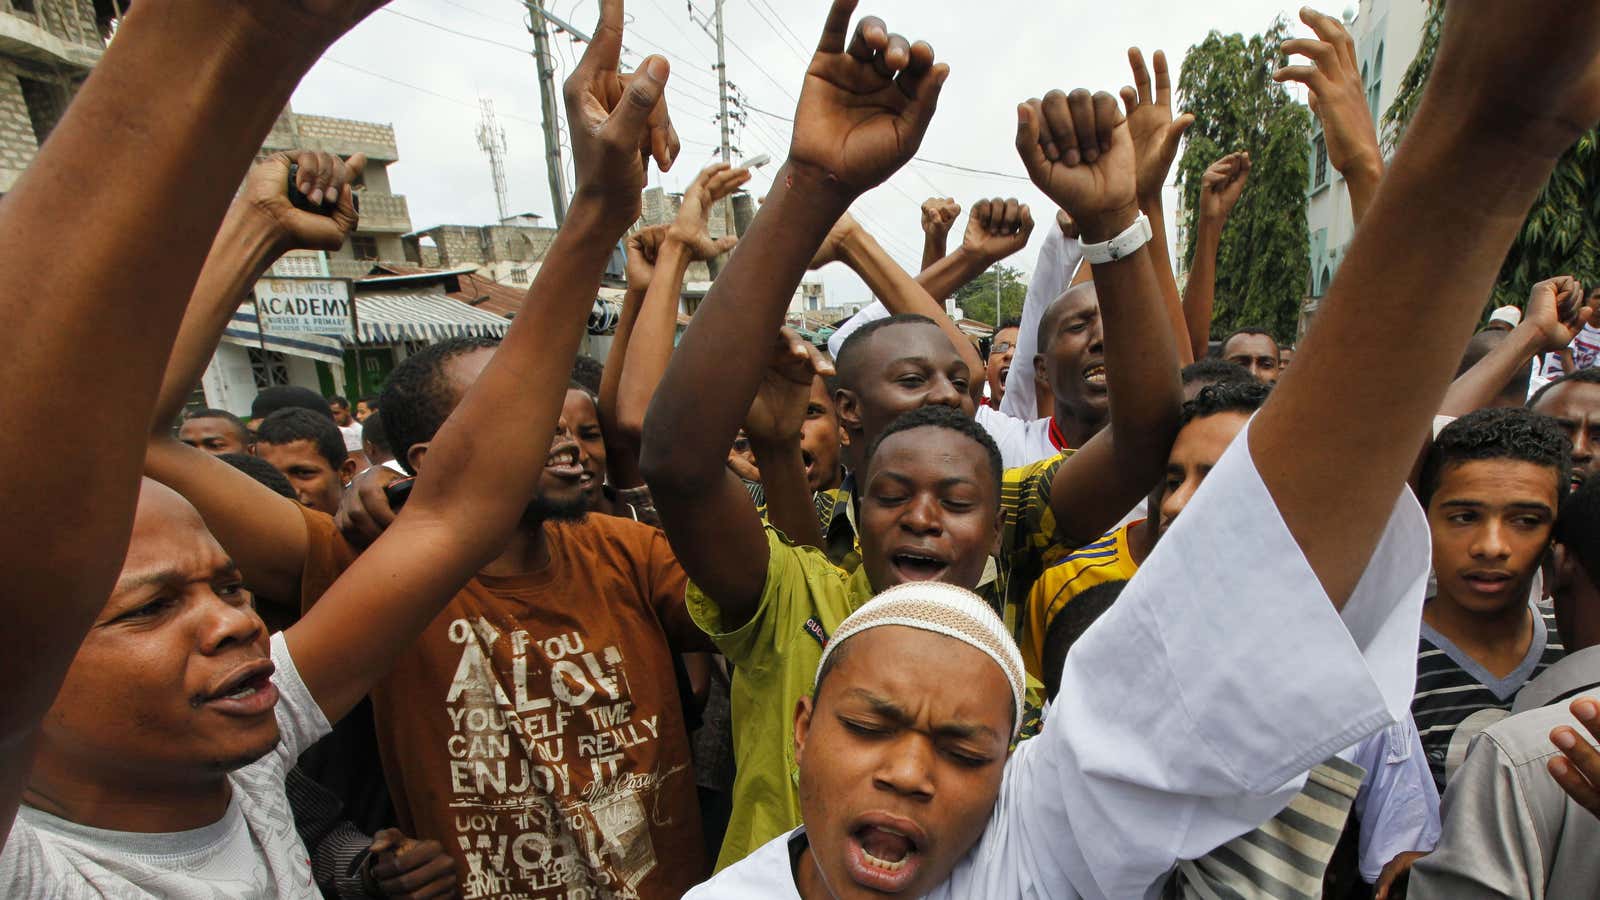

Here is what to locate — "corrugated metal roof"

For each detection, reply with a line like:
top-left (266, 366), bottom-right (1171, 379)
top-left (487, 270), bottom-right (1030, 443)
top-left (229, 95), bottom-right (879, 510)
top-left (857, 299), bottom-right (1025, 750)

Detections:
top-left (354, 293), bottom-right (511, 343)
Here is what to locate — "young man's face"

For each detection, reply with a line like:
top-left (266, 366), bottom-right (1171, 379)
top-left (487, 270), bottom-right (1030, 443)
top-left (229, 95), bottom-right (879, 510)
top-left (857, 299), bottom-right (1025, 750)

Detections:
top-left (838, 323), bottom-right (975, 460)
top-left (1531, 380), bottom-right (1600, 490)
top-left (985, 326), bottom-right (1019, 409)
top-left (36, 482), bottom-right (280, 793)
top-left (178, 417), bottom-right (251, 457)
top-left (562, 388), bottom-right (609, 511)
top-left (256, 439), bottom-right (345, 515)
top-left (793, 625), bottom-right (1011, 898)
top-left (355, 400), bottom-right (375, 422)
top-left (1427, 459), bottom-right (1560, 615)
top-left (329, 402), bottom-right (353, 427)
top-left (1278, 346), bottom-right (1295, 371)
top-left (858, 427), bottom-right (1000, 593)
top-left (801, 375), bottom-right (845, 493)
top-left (1158, 411), bottom-right (1251, 540)
top-left (1222, 334), bottom-right (1281, 384)
top-left (435, 348), bottom-right (587, 523)
top-left (1035, 286), bottom-right (1106, 421)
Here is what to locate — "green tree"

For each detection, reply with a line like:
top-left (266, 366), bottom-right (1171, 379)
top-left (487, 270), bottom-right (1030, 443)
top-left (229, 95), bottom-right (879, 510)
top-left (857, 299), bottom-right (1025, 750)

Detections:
top-left (1385, 0), bottom-right (1599, 309)
top-left (1175, 19), bottom-right (1312, 343)
top-left (953, 263), bottom-right (1027, 325)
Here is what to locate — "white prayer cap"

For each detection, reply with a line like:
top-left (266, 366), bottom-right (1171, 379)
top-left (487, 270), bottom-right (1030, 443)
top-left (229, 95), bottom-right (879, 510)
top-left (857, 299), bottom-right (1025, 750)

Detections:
top-left (815, 582), bottom-right (1026, 735)
top-left (1489, 306), bottom-right (1522, 328)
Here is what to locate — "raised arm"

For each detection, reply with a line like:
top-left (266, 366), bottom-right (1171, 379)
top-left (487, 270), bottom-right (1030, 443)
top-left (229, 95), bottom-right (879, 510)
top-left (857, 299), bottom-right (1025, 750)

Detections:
top-left (1014, 90), bottom-right (1184, 546)
top-left (744, 330), bottom-right (834, 550)
top-left (1276, 8), bottom-right (1384, 225)
top-left (0, 0), bottom-right (391, 839)
top-left (145, 152), bottom-right (365, 606)
top-left (919, 196), bottom-right (961, 271)
top-left (1181, 151), bottom-right (1250, 361)
top-left (597, 228), bottom-right (659, 490)
top-left (1122, 48), bottom-right (1196, 366)
top-left (614, 162), bottom-right (747, 447)
top-left (641, 0), bottom-right (948, 625)
top-left (287, 0), bottom-right (681, 723)
top-left (1250, 2), bottom-right (1600, 608)
top-left (918, 197), bottom-right (1034, 302)
top-left (1438, 277), bottom-right (1592, 418)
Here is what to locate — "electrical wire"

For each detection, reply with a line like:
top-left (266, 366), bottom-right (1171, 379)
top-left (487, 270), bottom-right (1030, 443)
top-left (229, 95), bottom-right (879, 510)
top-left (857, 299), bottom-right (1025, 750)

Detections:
top-left (378, 7), bottom-right (532, 54)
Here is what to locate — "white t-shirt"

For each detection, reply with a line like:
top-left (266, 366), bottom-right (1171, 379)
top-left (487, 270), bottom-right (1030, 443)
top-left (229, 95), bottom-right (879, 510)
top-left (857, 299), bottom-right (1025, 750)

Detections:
top-left (687, 422), bottom-right (1429, 900)
top-left (1, 633), bottom-right (332, 899)
top-left (975, 405), bottom-right (1058, 469)
top-left (338, 422), bottom-right (365, 454)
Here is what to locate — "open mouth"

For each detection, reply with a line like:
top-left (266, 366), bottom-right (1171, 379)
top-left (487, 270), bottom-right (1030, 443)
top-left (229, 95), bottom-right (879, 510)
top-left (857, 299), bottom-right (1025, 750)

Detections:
top-left (1082, 363), bottom-right (1106, 389)
top-left (801, 448), bottom-right (817, 474)
top-left (889, 550), bottom-right (949, 582)
top-left (1462, 571), bottom-right (1515, 594)
top-left (845, 821), bottom-right (923, 892)
top-left (196, 659), bottom-right (279, 716)
top-left (998, 365), bottom-right (1010, 384)
top-left (545, 444), bottom-right (583, 480)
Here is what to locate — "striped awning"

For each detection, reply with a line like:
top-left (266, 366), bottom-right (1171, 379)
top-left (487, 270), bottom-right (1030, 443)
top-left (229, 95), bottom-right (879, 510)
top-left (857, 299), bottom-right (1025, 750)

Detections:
top-left (352, 292), bottom-right (511, 343)
top-left (226, 292), bottom-right (511, 359)
top-left (223, 303), bottom-right (346, 364)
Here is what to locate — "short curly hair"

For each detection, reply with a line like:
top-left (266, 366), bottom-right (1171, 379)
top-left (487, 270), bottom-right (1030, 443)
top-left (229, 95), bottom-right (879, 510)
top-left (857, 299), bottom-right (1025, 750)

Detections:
top-left (1180, 359), bottom-right (1252, 389)
top-left (1179, 379), bottom-right (1272, 427)
top-left (1419, 407), bottom-right (1572, 508)
top-left (865, 404), bottom-right (1003, 496)
top-left (256, 408), bottom-right (347, 470)
top-left (381, 336), bottom-right (501, 475)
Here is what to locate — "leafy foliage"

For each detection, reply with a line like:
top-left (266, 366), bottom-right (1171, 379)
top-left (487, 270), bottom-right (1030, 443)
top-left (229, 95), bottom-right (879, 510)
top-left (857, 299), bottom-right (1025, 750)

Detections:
top-left (1175, 19), bottom-right (1311, 343)
top-left (1384, 0), bottom-right (1600, 310)
top-left (953, 263), bottom-right (1027, 326)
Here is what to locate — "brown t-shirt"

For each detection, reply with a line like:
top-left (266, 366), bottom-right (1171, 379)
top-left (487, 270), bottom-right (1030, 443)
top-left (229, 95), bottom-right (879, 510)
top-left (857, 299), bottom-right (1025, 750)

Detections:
top-left (299, 507), bottom-right (709, 898)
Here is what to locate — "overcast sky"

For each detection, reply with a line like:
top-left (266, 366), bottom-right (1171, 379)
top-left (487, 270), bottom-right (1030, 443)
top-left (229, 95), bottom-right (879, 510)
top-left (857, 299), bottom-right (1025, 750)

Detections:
top-left (294, 0), bottom-right (1339, 305)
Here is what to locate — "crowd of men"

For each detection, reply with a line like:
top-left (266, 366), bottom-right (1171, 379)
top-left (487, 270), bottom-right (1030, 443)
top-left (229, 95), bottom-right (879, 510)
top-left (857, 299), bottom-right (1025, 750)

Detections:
top-left (5, 0), bottom-right (1600, 898)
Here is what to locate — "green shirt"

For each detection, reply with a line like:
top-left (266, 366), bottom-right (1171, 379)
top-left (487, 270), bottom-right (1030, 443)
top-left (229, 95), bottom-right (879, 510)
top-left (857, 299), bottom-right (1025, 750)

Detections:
top-left (697, 453), bottom-right (1073, 870)
top-left (688, 526), bottom-right (872, 871)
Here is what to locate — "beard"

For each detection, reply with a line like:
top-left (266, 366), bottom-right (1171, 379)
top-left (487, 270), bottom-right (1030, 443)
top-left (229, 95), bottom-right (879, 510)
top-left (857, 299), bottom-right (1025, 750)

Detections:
top-left (520, 490), bottom-right (589, 528)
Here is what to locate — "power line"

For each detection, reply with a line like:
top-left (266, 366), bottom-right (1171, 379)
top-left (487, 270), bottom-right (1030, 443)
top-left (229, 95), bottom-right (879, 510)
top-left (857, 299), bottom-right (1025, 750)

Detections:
top-left (379, 7), bottom-right (531, 54)
top-left (324, 57), bottom-right (544, 127)
top-left (743, 0), bottom-right (810, 65)
top-left (911, 157), bottom-right (1031, 183)
top-left (324, 55), bottom-right (725, 154)
top-left (752, 0), bottom-right (812, 56)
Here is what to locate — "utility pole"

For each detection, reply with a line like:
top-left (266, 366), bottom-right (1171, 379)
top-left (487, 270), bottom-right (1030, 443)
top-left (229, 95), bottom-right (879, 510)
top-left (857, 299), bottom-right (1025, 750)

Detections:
top-left (712, 0), bottom-right (731, 164)
top-left (524, 0), bottom-right (569, 226)
top-left (995, 266), bottom-right (1002, 330)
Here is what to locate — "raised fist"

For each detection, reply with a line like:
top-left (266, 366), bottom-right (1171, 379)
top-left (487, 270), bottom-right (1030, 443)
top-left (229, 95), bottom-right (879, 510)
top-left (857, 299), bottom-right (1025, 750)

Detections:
top-left (243, 151), bottom-right (365, 252)
top-left (921, 197), bottom-right (961, 238)
top-left (1015, 89), bottom-right (1139, 242)
top-left (961, 198), bottom-right (1034, 261)
top-left (1198, 151), bottom-right (1250, 222)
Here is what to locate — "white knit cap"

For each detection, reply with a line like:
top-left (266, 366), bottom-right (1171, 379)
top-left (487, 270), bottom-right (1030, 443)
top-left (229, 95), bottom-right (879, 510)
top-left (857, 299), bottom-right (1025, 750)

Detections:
top-left (815, 582), bottom-right (1026, 735)
top-left (1489, 306), bottom-right (1523, 328)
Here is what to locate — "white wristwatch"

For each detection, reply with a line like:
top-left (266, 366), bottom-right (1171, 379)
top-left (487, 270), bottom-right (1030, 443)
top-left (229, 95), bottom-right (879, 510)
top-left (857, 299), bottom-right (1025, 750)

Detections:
top-left (1078, 212), bottom-right (1153, 265)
